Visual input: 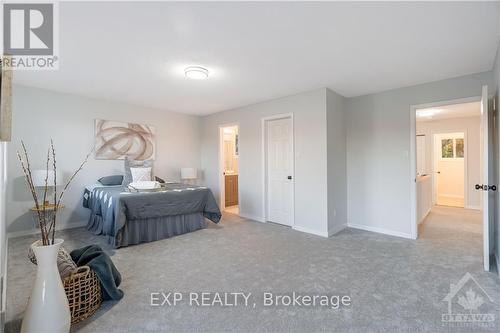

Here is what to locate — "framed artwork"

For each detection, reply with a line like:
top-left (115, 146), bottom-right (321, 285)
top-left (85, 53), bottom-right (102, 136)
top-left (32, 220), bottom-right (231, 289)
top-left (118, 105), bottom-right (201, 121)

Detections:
top-left (94, 119), bottom-right (155, 160)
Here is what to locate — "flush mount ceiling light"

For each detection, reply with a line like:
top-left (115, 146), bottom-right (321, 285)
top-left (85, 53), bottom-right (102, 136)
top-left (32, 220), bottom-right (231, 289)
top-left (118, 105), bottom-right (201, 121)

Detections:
top-left (184, 66), bottom-right (209, 80)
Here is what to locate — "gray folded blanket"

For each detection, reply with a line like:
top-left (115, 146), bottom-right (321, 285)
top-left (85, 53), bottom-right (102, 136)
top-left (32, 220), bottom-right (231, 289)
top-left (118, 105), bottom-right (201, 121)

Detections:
top-left (70, 245), bottom-right (124, 301)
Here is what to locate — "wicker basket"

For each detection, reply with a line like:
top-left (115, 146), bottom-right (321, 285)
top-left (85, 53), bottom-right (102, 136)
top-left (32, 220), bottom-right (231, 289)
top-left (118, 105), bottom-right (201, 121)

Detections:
top-left (63, 266), bottom-right (102, 324)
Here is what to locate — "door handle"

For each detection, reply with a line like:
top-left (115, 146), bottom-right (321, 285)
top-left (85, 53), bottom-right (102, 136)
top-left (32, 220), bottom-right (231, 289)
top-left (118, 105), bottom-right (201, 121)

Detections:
top-left (437, 171), bottom-right (441, 174)
top-left (287, 176), bottom-right (292, 180)
top-left (475, 184), bottom-right (497, 191)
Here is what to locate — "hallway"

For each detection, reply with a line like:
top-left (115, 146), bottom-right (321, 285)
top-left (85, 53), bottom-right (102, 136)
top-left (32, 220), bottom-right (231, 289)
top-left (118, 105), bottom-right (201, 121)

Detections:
top-left (419, 205), bottom-right (482, 240)
top-left (418, 205), bottom-right (488, 275)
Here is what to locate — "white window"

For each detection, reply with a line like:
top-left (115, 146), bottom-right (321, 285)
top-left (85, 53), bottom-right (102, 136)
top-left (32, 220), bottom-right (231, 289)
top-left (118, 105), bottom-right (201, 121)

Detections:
top-left (440, 134), bottom-right (464, 159)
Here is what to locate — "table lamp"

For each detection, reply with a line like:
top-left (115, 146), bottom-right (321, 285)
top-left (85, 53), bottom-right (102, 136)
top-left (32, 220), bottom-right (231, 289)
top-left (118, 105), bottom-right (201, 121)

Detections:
top-left (32, 169), bottom-right (63, 205)
top-left (181, 168), bottom-right (197, 185)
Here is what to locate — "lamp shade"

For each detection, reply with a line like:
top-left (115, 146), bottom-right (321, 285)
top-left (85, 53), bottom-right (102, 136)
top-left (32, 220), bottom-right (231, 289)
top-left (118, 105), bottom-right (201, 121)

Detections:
top-left (181, 168), bottom-right (197, 180)
top-left (32, 169), bottom-right (63, 187)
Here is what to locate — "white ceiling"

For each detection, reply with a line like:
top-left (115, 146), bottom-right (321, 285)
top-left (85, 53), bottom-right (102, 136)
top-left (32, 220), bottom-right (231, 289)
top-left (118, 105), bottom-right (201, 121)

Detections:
top-left (13, 2), bottom-right (500, 115)
top-left (416, 101), bottom-right (481, 122)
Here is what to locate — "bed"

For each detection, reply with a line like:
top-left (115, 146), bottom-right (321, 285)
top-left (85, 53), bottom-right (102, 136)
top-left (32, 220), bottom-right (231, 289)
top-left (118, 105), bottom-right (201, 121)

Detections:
top-left (83, 183), bottom-right (221, 248)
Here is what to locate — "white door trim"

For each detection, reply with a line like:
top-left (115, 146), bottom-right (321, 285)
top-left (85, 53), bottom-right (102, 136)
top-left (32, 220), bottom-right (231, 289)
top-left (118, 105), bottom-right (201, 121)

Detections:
top-left (0, 142), bottom-right (7, 320)
top-left (409, 96), bottom-right (481, 240)
top-left (480, 85), bottom-right (490, 271)
top-left (432, 131), bottom-right (468, 208)
top-left (218, 123), bottom-right (240, 213)
top-left (261, 113), bottom-right (295, 227)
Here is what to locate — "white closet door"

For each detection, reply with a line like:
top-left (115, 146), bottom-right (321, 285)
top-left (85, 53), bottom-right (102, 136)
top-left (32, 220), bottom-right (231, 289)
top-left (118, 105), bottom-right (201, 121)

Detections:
top-left (267, 117), bottom-right (293, 226)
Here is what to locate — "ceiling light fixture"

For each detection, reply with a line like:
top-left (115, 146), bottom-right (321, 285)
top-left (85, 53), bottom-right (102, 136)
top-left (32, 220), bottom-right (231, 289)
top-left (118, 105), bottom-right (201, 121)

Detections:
top-left (184, 66), bottom-right (209, 80)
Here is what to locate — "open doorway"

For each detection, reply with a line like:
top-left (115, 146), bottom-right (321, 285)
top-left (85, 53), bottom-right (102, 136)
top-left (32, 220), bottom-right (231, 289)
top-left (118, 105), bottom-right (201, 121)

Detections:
top-left (410, 86), bottom-right (496, 272)
top-left (219, 125), bottom-right (239, 215)
top-left (433, 132), bottom-right (467, 208)
top-left (413, 102), bottom-right (480, 231)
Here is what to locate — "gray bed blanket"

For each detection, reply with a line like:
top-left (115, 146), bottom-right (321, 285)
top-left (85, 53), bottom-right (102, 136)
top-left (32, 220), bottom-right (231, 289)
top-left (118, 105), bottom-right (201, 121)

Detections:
top-left (84, 183), bottom-right (221, 242)
top-left (116, 184), bottom-right (221, 233)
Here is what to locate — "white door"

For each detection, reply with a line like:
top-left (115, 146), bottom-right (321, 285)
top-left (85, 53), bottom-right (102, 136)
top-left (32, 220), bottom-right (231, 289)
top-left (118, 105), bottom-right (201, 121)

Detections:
top-left (266, 117), bottom-right (293, 226)
top-left (416, 135), bottom-right (426, 176)
top-left (479, 85), bottom-right (494, 271)
top-left (434, 133), bottom-right (465, 207)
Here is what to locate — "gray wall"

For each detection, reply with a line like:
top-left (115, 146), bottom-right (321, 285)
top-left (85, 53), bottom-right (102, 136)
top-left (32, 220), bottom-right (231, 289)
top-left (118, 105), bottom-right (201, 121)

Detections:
top-left (346, 72), bottom-right (493, 237)
top-left (8, 72), bottom-right (497, 247)
top-left (326, 89), bottom-right (347, 235)
top-left (7, 85), bottom-right (201, 234)
top-left (200, 89), bottom-right (329, 236)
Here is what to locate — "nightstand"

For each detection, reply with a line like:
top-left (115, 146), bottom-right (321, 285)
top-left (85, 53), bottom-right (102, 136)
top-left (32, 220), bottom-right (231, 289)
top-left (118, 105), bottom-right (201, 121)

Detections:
top-left (30, 203), bottom-right (65, 229)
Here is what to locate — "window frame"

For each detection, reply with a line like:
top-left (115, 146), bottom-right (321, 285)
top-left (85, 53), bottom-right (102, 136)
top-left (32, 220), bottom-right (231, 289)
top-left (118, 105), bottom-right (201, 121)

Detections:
top-left (439, 135), bottom-right (465, 161)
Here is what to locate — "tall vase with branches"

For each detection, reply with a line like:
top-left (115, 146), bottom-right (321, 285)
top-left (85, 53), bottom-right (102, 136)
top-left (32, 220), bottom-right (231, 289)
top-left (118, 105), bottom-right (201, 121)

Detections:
top-left (17, 140), bottom-right (91, 244)
top-left (18, 140), bottom-right (91, 333)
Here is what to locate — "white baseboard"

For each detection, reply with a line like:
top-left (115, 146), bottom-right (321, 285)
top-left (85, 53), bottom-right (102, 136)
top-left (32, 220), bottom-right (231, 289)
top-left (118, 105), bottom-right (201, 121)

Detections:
top-left (292, 225), bottom-right (329, 238)
top-left (7, 221), bottom-right (87, 239)
top-left (466, 205), bottom-right (481, 211)
top-left (418, 208), bottom-right (432, 225)
top-left (328, 223), bottom-right (347, 236)
top-left (347, 223), bottom-right (413, 239)
top-left (238, 213), bottom-right (265, 223)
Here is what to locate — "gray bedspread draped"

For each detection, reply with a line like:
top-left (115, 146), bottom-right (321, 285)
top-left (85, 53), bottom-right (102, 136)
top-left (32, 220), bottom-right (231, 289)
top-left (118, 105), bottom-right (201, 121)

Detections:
top-left (84, 183), bottom-right (221, 247)
top-left (116, 213), bottom-right (206, 247)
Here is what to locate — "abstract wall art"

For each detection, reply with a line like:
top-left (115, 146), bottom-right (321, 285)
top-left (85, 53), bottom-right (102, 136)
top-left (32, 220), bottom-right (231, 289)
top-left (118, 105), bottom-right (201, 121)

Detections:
top-left (94, 119), bottom-right (156, 160)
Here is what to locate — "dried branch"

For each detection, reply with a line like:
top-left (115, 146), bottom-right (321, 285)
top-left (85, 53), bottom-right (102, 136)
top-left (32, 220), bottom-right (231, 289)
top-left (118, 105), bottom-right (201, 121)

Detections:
top-left (42, 148), bottom-right (52, 244)
top-left (18, 140), bottom-right (92, 245)
top-left (42, 148), bottom-right (50, 208)
top-left (18, 142), bottom-right (49, 245)
top-left (47, 218), bottom-right (55, 239)
top-left (50, 140), bottom-right (57, 244)
top-left (20, 145), bottom-right (48, 244)
top-left (17, 151), bottom-right (42, 227)
top-left (56, 148), bottom-right (92, 208)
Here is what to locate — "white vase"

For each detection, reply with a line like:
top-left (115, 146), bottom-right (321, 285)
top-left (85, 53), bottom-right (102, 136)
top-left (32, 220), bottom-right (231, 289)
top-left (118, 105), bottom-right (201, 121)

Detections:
top-left (21, 238), bottom-right (71, 333)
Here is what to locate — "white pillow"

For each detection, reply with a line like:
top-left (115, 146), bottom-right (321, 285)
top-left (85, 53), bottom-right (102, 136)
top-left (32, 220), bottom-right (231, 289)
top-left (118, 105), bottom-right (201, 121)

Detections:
top-left (128, 181), bottom-right (160, 190)
top-left (130, 167), bottom-right (152, 182)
